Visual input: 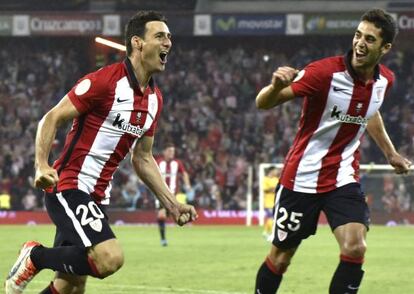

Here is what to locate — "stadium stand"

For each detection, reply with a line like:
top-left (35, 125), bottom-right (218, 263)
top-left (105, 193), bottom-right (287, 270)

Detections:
top-left (0, 0), bottom-right (413, 217)
top-left (0, 36), bottom-right (413, 213)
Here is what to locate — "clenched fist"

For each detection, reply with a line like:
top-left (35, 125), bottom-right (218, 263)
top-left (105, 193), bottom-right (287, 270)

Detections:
top-left (170, 203), bottom-right (198, 226)
top-left (34, 165), bottom-right (59, 189)
top-left (271, 66), bottom-right (299, 89)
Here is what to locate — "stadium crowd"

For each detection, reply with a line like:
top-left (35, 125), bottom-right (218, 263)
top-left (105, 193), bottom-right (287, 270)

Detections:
top-left (0, 36), bottom-right (413, 213)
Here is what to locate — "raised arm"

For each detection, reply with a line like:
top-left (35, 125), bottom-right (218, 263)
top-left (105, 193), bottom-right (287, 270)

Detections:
top-left (34, 95), bottom-right (80, 189)
top-left (366, 111), bottom-right (411, 174)
top-left (256, 66), bottom-right (298, 109)
top-left (131, 136), bottom-right (197, 225)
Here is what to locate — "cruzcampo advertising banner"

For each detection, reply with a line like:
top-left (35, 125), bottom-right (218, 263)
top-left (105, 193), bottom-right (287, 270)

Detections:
top-left (0, 15), bottom-right (12, 35)
top-left (305, 13), bottom-right (361, 34)
top-left (29, 14), bottom-right (104, 36)
top-left (212, 14), bottom-right (285, 35)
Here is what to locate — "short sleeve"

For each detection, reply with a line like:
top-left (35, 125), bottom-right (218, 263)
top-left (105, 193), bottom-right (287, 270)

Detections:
top-left (177, 160), bottom-right (187, 173)
top-left (383, 68), bottom-right (395, 98)
top-left (67, 71), bottom-right (108, 114)
top-left (155, 156), bottom-right (161, 165)
top-left (291, 62), bottom-right (328, 98)
top-left (144, 88), bottom-right (164, 137)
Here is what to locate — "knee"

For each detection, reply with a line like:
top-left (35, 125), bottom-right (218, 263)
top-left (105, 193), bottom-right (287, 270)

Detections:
top-left (268, 250), bottom-right (294, 274)
top-left (55, 284), bottom-right (86, 294)
top-left (94, 249), bottom-right (124, 278)
top-left (53, 277), bottom-right (87, 294)
top-left (68, 284), bottom-right (86, 294)
top-left (158, 209), bottom-right (167, 220)
top-left (272, 257), bottom-right (291, 274)
top-left (342, 241), bottom-right (367, 258)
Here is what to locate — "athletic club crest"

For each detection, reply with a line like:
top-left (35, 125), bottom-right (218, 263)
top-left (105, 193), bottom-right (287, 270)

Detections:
top-left (136, 112), bottom-right (142, 122)
top-left (375, 88), bottom-right (384, 103)
top-left (89, 219), bottom-right (103, 232)
top-left (277, 229), bottom-right (288, 241)
top-left (356, 103), bottom-right (363, 113)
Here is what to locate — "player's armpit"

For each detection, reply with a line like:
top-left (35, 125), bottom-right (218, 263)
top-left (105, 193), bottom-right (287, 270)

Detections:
top-left (46, 95), bottom-right (81, 126)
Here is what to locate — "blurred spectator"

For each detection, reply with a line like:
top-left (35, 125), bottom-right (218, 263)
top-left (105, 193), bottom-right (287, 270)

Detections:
top-left (381, 191), bottom-right (399, 213)
top-left (120, 174), bottom-right (142, 211)
top-left (21, 189), bottom-right (38, 211)
top-left (0, 189), bottom-right (11, 210)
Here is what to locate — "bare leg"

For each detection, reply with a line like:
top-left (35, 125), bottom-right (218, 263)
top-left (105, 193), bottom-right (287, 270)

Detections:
top-left (329, 223), bottom-right (367, 294)
top-left (53, 272), bottom-right (87, 294)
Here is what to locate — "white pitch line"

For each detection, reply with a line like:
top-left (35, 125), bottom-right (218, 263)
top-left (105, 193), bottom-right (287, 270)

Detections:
top-left (31, 280), bottom-right (248, 294)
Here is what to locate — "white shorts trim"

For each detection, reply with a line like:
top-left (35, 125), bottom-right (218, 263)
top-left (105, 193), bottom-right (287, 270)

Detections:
top-left (56, 192), bottom-right (92, 247)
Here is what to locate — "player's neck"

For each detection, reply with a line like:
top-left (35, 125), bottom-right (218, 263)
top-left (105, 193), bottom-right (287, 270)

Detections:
top-left (350, 56), bottom-right (379, 84)
top-left (351, 62), bottom-right (376, 84)
top-left (128, 56), bottom-right (151, 92)
top-left (354, 68), bottom-right (374, 84)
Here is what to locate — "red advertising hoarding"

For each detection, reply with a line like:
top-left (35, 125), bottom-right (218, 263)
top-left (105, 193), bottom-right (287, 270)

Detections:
top-left (3, 210), bottom-right (412, 226)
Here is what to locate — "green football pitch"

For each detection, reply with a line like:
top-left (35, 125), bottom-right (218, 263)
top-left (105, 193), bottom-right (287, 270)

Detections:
top-left (1, 225), bottom-right (413, 293)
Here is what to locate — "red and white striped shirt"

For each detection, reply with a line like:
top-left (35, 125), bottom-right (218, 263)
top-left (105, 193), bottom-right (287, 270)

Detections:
top-left (49, 59), bottom-right (163, 204)
top-left (280, 53), bottom-right (394, 193)
top-left (155, 157), bottom-right (187, 194)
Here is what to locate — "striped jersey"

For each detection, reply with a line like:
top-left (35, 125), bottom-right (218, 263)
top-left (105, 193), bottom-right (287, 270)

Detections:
top-left (280, 52), bottom-right (394, 193)
top-left (156, 157), bottom-right (187, 194)
top-left (49, 58), bottom-right (163, 204)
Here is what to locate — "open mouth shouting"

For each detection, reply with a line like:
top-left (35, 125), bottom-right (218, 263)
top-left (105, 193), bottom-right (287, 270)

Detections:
top-left (354, 49), bottom-right (367, 62)
top-left (159, 51), bottom-right (168, 65)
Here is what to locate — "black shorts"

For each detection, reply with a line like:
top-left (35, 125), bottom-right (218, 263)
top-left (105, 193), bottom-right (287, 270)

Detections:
top-left (45, 189), bottom-right (116, 248)
top-left (271, 183), bottom-right (370, 249)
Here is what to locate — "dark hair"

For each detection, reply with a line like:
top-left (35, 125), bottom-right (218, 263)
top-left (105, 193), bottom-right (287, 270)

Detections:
top-left (125, 11), bottom-right (167, 56)
top-left (266, 166), bottom-right (277, 175)
top-left (164, 142), bottom-right (175, 149)
top-left (361, 9), bottom-right (398, 44)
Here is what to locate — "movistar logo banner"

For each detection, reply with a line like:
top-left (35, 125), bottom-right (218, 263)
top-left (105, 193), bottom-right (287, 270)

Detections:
top-left (213, 14), bottom-right (285, 35)
top-left (216, 17), bottom-right (237, 31)
top-left (330, 105), bottom-right (368, 126)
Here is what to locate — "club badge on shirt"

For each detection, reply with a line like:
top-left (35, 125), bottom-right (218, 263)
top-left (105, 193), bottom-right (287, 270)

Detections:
top-left (74, 79), bottom-right (91, 96)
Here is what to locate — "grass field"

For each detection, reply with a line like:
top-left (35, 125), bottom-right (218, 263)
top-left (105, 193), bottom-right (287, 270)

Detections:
top-left (1, 225), bottom-right (413, 294)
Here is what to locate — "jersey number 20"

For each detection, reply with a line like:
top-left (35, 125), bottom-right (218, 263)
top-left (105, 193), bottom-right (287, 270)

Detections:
top-left (76, 202), bottom-right (105, 226)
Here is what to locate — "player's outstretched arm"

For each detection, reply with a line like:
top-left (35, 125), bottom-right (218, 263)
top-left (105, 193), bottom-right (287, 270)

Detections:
top-left (256, 66), bottom-right (298, 109)
top-left (367, 111), bottom-right (412, 174)
top-left (34, 95), bottom-right (80, 189)
top-left (131, 136), bottom-right (198, 226)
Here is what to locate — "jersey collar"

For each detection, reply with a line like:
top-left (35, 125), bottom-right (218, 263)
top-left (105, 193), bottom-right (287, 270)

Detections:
top-left (344, 50), bottom-right (380, 82)
top-left (124, 57), bottom-right (156, 93)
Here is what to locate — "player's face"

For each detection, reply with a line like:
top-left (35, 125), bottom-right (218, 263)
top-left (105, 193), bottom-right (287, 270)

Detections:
top-left (141, 21), bottom-right (172, 73)
top-left (351, 21), bottom-right (391, 71)
top-left (270, 169), bottom-right (279, 177)
top-left (164, 147), bottom-right (175, 160)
